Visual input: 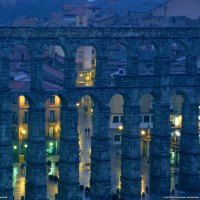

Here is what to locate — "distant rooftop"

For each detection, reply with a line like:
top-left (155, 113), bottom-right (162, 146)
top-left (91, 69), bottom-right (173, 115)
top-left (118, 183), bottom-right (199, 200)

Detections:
top-left (91, 0), bottom-right (169, 12)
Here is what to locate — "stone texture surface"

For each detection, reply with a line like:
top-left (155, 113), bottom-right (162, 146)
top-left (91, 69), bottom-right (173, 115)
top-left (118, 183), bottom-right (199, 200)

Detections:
top-left (0, 27), bottom-right (199, 199)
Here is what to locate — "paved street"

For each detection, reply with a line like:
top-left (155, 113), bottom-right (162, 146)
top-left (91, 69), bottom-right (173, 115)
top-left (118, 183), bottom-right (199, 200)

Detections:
top-left (13, 109), bottom-right (179, 200)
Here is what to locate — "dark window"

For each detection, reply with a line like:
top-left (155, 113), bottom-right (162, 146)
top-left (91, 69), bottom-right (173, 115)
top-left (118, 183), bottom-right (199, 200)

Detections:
top-left (114, 135), bottom-right (121, 142)
top-left (13, 97), bottom-right (17, 104)
top-left (12, 112), bottom-right (17, 124)
top-left (24, 98), bottom-right (29, 105)
top-left (21, 53), bottom-right (24, 61)
top-left (143, 115), bottom-right (150, 123)
top-left (12, 127), bottom-right (17, 139)
top-left (49, 110), bottom-right (56, 122)
top-left (113, 116), bottom-right (119, 123)
top-left (50, 95), bottom-right (55, 104)
top-left (23, 111), bottom-right (28, 124)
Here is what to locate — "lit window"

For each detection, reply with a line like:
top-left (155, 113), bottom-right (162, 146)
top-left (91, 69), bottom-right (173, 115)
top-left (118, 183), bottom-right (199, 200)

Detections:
top-left (49, 127), bottom-right (55, 137)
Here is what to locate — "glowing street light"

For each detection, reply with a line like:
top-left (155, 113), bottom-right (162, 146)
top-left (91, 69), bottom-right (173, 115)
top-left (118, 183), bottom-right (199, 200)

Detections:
top-left (49, 142), bottom-right (53, 147)
top-left (141, 130), bottom-right (146, 136)
top-left (76, 102), bottom-right (80, 107)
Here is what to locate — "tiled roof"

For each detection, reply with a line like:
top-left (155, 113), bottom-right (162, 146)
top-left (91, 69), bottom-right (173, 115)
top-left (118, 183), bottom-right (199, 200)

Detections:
top-left (64, 7), bottom-right (87, 16)
top-left (43, 63), bottom-right (64, 80)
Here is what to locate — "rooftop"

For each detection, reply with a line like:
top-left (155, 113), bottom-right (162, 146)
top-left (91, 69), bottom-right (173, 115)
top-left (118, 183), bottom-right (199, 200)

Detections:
top-left (92, 0), bottom-right (169, 12)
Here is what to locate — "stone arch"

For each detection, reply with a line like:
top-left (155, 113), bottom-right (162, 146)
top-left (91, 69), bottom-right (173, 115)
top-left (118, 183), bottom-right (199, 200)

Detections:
top-left (168, 41), bottom-right (187, 74)
top-left (107, 42), bottom-right (127, 76)
top-left (75, 44), bottom-right (97, 87)
top-left (138, 42), bottom-right (158, 75)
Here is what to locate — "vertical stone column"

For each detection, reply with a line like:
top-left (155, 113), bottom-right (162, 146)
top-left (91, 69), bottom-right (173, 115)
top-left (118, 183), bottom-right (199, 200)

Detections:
top-left (0, 58), bottom-right (10, 90)
top-left (0, 57), bottom-right (13, 199)
top-left (30, 57), bottom-right (43, 90)
top-left (121, 104), bottom-right (141, 200)
top-left (64, 53), bottom-right (77, 88)
top-left (58, 104), bottom-right (79, 200)
top-left (90, 104), bottom-right (111, 200)
top-left (186, 56), bottom-right (197, 74)
top-left (159, 56), bottom-right (171, 76)
top-left (25, 102), bottom-right (47, 200)
top-left (0, 99), bottom-right (13, 199)
top-left (127, 54), bottom-right (138, 76)
top-left (178, 102), bottom-right (200, 191)
top-left (150, 102), bottom-right (171, 196)
top-left (95, 52), bottom-right (109, 86)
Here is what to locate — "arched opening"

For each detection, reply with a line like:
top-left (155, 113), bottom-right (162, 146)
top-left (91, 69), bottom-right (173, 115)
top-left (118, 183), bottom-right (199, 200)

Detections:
top-left (9, 45), bottom-right (31, 83)
top-left (170, 42), bottom-right (186, 74)
top-left (78, 95), bottom-right (94, 188)
top-left (170, 95), bottom-right (184, 173)
top-left (138, 43), bottom-right (157, 75)
top-left (140, 93), bottom-right (154, 193)
top-left (45, 95), bottom-right (61, 199)
top-left (42, 45), bottom-right (65, 88)
top-left (43, 45), bottom-right (65, 71)
top-left (109, 94), bottom-right (124, 193)
top-left (12, 95), bottom-right (30, 199)
top-left (76, 46), bottom-right (96, 86)
top-left (45, 95), bottom-right (61, 156)
top-left (108, 43), bottom-right (127, 76)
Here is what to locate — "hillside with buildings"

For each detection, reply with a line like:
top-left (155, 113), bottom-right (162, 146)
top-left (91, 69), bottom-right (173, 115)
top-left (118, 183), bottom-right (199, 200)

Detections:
top-left (1, 0), bottom-right (200, 26)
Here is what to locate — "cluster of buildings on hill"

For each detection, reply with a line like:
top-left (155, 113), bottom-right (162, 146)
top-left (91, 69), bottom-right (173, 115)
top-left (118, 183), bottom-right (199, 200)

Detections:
top-left (11, 0), bottom-right (200, 27)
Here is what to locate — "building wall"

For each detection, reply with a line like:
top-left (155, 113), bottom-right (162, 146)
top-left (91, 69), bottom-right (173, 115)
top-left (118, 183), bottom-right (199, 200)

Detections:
top-left (76, 15), bottom-right (88, 27)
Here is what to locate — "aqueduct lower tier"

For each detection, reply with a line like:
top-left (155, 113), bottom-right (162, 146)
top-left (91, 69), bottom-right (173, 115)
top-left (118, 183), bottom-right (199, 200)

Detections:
top-left (0, 27), bottom-right (200, 200)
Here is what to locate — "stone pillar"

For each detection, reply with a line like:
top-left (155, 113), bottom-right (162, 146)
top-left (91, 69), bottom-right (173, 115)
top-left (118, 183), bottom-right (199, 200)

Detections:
top-left (58, 104), bottom-right (79, 200)
top-left (90, 105), bottom-right (111, 200)
top-left (0, 97), bottom-right (13, 199)
top-left (186, 56), bottom-right (197, 74)
top-left (25, 103), bottom-right (47, 200)
top-left (127, 54), bottom-right (138, 76)
top-left (0, 57), bottom-right (10, 90)
top-left (0, 57), bottom-right (13, 199)
top-left (31, 57), bottom-right (43, 90)
top-left (150, 102), bottom-right (171, 196)
top-left (178, 102), bottom-right (200, 191)
top-left (121, 105), bottom-right (141, 200)
top-left (95, 53), bottom-right (109, 86)
top-left (64, 53), bottom-right (76, 88)
top-left (159, 56), bottom-right (171, 76)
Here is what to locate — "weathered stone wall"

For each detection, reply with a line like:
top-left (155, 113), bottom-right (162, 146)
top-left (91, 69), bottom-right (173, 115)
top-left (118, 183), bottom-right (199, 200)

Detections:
top-left (0, 27), bottom-right (200, 200)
